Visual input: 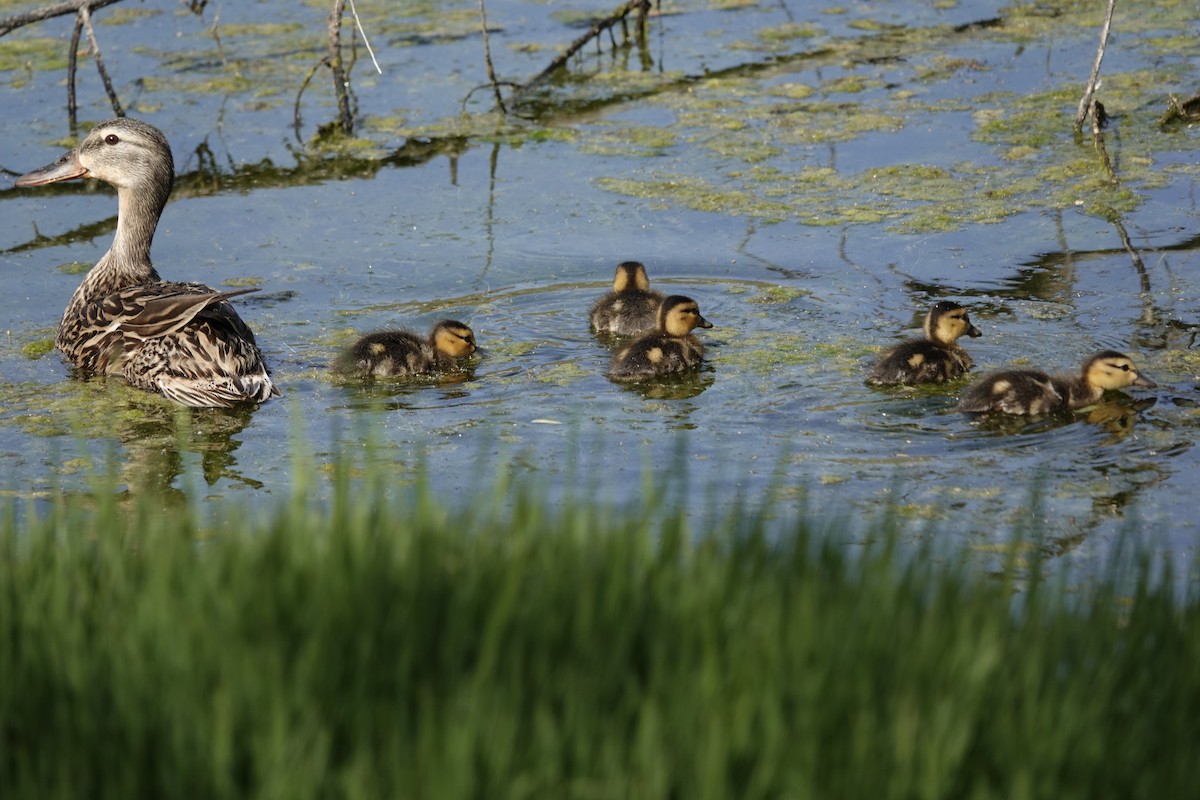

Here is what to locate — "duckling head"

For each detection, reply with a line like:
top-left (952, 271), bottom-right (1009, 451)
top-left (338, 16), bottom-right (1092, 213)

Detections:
top-left (1082, 350), bottom-right (1156, 391)
top-left (612, 261), bottom-right (651, 293)
top-left (431, 320), bottom-right (477, 359)
top-left (659, 295), bottom-right (713, 336)
top-left (17, 118), bottom-right (174, 210)
top-left (925, 301), bottom-right (982, 345)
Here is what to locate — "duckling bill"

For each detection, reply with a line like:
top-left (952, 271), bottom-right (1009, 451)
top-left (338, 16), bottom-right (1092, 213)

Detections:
top-left (16, 117), bottom-right (278, 408)
top-left (959, 350), bottom-right (1155, 416)
top-left (867, 301), bottom-right (981, 385)
top-left (609, 295), bottom-right (712, 381)
top-left (590, 261), bottom-right (665, 336)
top-left (345, 320), bottom-right (477, 378)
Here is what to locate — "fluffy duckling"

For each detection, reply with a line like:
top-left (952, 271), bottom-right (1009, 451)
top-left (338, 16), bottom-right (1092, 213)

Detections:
top-left (589, 261), bottom-right (665, 336)
top-left (609, 295), bottom-right (713, 381)
top-left (866, 301), bottom-right (982, 385)
top-left (347, 320), bottom-right (477, 378)
top-left (959, 350), bottom-right (1155, 415)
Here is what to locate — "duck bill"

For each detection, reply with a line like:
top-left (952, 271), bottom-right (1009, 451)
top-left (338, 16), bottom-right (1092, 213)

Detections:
top-left (15, 151), bottom-right (88, 187)
top-left (1133, 374), bottom-right (1157, 389)
top-left (967, 324), bottom-right (982, 338)
top-left (697, 315), bottom-right (714, 329)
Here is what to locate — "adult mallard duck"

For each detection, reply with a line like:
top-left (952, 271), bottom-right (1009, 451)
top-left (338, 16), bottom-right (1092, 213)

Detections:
top-left (589, 261), bottom-right (665, 336)
top-left (345, 320), bottom-right (477, 377)
top-left (609, 295), bottom-right (713, 381)
top-left (958, 350), bottom-right (1155, 415)
top-left (15, 117), bottom-right (278, 408)
top-left (866, 301), bottom-right (982, 385)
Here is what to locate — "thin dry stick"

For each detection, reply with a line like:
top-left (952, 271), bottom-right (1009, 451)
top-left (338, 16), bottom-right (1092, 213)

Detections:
top-left (327, 0), bottom-right (353, 134)
top-left (80, 4), bottom-right (124, 116)
top-left (67, 13), bottom-right (83, 127)
top-left (1074, 0), bottom-right (1117, 134)
top-left (478, 0), bottom-right (506, 114)
top-left (347, 0), bottom-right (381, 75)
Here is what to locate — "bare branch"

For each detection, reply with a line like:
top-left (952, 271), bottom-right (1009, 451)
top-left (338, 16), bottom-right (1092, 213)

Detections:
top-left (327, 0), bottom-right (354, 135)
top-left (0, 0), bottom-right (123, 37)
top-left (1074, 0), bottom-right (1116, 134)
top-left (80, 3), bottom-right (124, 117)
top-left (478, 0), bottom-right (507, 114)
top-left (514, 0), bottom-right (652, 102)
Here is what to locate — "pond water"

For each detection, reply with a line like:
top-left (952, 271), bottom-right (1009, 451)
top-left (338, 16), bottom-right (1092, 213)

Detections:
top-left (2, 0), bottom-right (1199, 572)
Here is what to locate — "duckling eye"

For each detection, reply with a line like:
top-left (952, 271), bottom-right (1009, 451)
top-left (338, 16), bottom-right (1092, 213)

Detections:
top-left (1120, 364), bottom-right (1130, 371)
top-left (104, 134), bottom-right (120, 145)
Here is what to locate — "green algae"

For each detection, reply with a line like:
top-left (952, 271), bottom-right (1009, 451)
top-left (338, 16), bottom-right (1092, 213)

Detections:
top-left (20, 339), bottom-right (54, 360)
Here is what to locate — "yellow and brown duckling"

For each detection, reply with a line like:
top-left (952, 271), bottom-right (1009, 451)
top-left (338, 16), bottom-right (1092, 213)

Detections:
top-left (15, 117), bottom-right (278, 408)
top-left (347, 320), bottom-right (477, 378)
top-left (866, 301), bottom-right (982, 385)
top-left (959, 350), bottom-right (1155, 415)
top-left (609, 295), bottom-right (713, 381)
top-left (589, 261), bottom-right (665, 336)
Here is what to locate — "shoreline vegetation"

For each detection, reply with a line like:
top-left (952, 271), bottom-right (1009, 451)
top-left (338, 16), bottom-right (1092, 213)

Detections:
top-left (1, 460), bottom-right (1197, 798)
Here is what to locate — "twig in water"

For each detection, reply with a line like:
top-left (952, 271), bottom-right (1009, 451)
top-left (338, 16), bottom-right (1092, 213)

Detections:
top-left (327, 0), bottom-right (354, 135)
top-left (1074, 0), bottom-right (1116, 134)
top-left (478, 0), bottom-right (507, 114)
top-left (513, 0), bottom-right (652, 102)
top-left (79, 3), bottom-right (123, 118)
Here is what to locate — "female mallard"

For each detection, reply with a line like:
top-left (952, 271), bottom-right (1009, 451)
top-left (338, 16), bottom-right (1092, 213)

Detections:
top-left (346, 320), bottom-right (477, 377)
top-left (589, 261), bottom-right (665, 336)
top-left (609, 295), bottom-right (713, 381)
top-left (866, 301), bottom-right (982, 385)
top-left (959, 350), bottom-right (1155, 415)
top-left (15, 117), bottom-right (278, 408)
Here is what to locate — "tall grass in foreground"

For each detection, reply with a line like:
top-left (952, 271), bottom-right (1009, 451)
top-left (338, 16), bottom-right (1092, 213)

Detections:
top-left (0, 465), bottom-right (1197, 800)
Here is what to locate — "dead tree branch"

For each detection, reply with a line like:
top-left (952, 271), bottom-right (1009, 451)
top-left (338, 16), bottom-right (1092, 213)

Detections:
top-left (2, 0), bottom-right (129, 124)
top-left (326, 0), bottom-right (354, 135)
top-left (513, 0), bottom-right (652, 102)
top-left (478, 0), bottom-right (507, 114)
top-left (0, 0), bottom-right (123, 36)
top-left (1074, 0), bottom-right (1117, 134)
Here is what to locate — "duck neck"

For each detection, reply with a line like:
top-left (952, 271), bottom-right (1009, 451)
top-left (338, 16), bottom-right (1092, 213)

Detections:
top-left (1065, 376), bottom-right (1104, 409)
top-left (74, 184), bottom-right (165, 309)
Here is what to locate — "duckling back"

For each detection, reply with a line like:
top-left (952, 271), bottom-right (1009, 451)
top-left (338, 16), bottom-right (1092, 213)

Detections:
top-left (590, 261), bottom-right (665, 336)
top-left (958, 368), bottom-right (1066, 415)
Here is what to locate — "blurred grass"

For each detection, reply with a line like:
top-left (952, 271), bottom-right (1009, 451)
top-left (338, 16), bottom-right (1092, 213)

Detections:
top-left (0, 458), bottom-right (1197, 799)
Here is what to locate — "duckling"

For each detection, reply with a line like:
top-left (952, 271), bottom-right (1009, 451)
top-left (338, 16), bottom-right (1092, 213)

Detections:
top-left (609, 295), bottom-right (713, 381)
top-left (347, 320), bottom-right (477, 378)
top-left (15, 117), bottom-right (277, 408)
top-left (589, 261), bottom-right (665, 336)
top-left (866, 301), bottom-right (982, 385)
top-left (959, 350), bottom-right (1155, 415)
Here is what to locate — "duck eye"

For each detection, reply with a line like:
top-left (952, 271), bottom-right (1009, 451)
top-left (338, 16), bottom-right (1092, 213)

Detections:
top-left (104, 134), bottom-right (120, 145)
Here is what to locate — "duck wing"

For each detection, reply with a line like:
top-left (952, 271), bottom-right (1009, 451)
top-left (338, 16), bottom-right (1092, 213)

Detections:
top-left (90, 284), bottom-right (261, 342)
